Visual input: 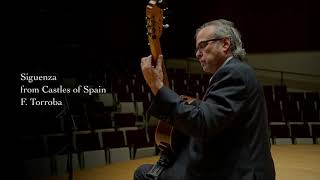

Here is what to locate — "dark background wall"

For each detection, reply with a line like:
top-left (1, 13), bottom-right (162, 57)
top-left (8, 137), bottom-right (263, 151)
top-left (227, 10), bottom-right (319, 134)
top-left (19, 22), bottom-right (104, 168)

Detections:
top-left (16, 0), bottom-right (320, 75)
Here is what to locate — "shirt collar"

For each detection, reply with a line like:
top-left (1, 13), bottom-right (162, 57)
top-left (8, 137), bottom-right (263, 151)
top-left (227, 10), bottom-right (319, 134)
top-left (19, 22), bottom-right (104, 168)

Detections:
top-left (209, 56), bottom-right (233, 83)
top-left (221, 55), bottom-right (233, 68)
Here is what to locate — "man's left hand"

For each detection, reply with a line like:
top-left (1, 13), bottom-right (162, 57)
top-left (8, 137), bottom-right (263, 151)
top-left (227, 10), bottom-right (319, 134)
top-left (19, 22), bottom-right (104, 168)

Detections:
top-left (140, 55), bottom-right (164, 95)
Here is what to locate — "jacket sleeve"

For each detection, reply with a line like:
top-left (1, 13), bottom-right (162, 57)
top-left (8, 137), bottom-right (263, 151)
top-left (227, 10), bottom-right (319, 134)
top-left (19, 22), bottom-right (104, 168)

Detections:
top-left (147, 66), bottom-right (248, 139)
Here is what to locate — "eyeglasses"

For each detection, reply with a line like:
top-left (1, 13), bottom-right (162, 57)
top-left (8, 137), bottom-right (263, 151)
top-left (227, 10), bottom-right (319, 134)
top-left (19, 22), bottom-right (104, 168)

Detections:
top-left (195, 38), bottom-right (223, 54)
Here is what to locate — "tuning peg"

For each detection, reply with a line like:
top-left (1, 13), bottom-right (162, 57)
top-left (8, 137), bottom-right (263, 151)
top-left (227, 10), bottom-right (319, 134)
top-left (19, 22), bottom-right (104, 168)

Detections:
top-left (163, 8), bottom-right (169, 17)
top-left (163, 24), bottom-right (169, 29)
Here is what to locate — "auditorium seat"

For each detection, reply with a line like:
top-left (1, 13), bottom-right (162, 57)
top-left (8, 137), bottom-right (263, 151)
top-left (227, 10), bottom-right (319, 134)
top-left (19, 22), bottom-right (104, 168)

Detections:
top-left (135, 101), bottom-right (146, 125)
top-left (75, 131), bottom-right (106, 169)
top-left (311, 124), bottom-right (320, 144)
top-left (274, 85), bottom-right (288, 103)
top-left (173, 78), bottom-right (188, 95)
top-left (282, 99), bottom-right (301, 122)
top-left (116, 91), bottom-right (134, 102)
top-left (130, 78), bottom-right (144, 94)
top-left (119, 102), bottom-right (136, 113)
top-left (302, 93), bottom-right (319, 122)
top-left (125, 129), bottom-right (156, 159)
top-left (46, 133), bottom-right (68, 157)
top-left (113, 112), bottom-right (137, 128)
top-left (263, 85), bottom-right (274, 100)
top-left (98, 93), bottom-right (116, 111)
top-left (45, 133), bottom-right (81, 175)
top-left (270, 123), bottom-right (292, 144)
top-left (53, 153), bottom-right (80, 176)
top-left (305, 92), bottom-right (319, 103)
top-left (186, 77), bottom-right (200, 98)
top-left (23, 157), bottom-right (52, 179)
top-left (290, 123), bottom-right (313, 144)
top-left (85, 101), bottom-right (113, 130)
top-left (302, 101), bottom-right (319, 122)
top-left (90, 111), bottom-right (113, 130)
top-left (267, 100), bottom-right (284, 122)
top-left (133, 91), bottom-right (150, 102)
top-left (102, 131), bottom-right (131, 163)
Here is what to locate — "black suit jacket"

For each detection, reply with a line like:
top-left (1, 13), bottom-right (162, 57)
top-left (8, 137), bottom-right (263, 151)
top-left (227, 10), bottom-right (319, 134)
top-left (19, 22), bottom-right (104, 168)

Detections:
top-left (148, 58), bottom-right (276, 180)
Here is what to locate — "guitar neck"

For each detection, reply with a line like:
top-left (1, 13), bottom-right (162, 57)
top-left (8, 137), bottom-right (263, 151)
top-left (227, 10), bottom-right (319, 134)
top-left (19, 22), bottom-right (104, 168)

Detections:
top-left (146, 0), bottom-right (169, 87)
top-left (150, 40), bottom-right (170, 87)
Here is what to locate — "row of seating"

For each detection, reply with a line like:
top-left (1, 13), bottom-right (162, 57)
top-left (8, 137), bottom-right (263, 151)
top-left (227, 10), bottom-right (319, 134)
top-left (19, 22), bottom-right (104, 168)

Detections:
top-left (22, 121), bottom-right (320, 159)
top-left (22, 122), bottom-right (320, 160)
top-left (21, 126), bottom-right (157, 159)
top-left (270, 123), bottom-right (320, 144)
top-left (22, 122), bottom-right (320, 179)
top-left (110, 72), bottom-right (210, 100)
top-left (108, 75), bottom-right (320, 123)
top-left (22, 126), bottom-right (158, 179)
top-left (264, 87), bottom-right (319, 122)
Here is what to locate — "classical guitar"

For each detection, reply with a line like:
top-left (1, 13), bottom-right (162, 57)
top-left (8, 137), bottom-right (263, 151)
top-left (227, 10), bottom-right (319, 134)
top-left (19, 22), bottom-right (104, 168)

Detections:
top-left (145, 0), bottom-right (174, 152)
top-left (146, 0), bottom-right (195, 153)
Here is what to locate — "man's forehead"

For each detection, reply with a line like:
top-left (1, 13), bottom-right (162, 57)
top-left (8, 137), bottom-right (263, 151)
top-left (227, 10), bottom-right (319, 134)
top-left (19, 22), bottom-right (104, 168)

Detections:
top-left (196, 26), bottom-right (216, 42)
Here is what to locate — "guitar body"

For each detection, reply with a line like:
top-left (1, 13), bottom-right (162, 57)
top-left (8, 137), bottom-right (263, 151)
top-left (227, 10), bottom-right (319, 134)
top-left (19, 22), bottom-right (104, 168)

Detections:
top-left (156, 120), bottom-right (177, 152)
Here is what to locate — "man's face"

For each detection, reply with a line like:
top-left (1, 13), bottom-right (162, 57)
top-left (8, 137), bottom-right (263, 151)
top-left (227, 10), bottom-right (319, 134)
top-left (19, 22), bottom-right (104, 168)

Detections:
top-left (195, 26), bottom-right (227, 74)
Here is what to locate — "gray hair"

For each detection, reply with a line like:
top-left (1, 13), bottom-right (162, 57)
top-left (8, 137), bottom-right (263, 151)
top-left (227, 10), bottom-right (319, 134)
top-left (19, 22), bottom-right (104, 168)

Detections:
top-left (195, 19), bottom-right (246, 60)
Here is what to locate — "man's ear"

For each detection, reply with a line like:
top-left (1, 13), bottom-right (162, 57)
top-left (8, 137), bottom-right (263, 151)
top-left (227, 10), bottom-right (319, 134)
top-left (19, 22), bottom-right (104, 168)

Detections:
top-left (222, 38), bottom-right (231, 53)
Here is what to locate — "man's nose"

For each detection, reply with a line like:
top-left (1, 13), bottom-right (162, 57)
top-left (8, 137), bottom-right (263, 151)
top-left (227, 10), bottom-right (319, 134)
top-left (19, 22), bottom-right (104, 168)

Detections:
top-left (196, 51), bottom-right (202, 60)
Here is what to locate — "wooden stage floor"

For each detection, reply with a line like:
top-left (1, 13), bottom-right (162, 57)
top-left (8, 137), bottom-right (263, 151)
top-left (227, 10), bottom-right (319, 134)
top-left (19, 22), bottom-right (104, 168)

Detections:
top-left (42, 145), bottom-right (320, 180)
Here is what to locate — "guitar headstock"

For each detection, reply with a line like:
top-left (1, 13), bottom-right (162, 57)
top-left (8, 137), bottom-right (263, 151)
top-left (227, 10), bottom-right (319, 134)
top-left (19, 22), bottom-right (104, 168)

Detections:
top-left (146, 0), bottom-right (168, 65)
